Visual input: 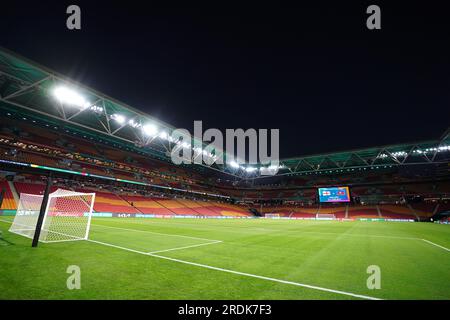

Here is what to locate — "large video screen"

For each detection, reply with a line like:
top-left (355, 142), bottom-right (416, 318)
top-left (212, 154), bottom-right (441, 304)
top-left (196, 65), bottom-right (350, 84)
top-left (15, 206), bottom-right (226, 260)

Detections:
top-left (318, 187), bottom-right (350, 203)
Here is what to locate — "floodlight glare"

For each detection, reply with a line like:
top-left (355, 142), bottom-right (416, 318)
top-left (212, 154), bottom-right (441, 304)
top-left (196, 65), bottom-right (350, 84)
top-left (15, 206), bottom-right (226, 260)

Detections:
top-left (90, 105), bottom-right (103, 113)
top-left (128, 119), bottom-right (141, 128)
top-left (111, 113), bottom-right (126, 124)
top-left (143, 124), bottom-right (158, 136)
top-left (245, 167), bottom-right (257, 173)
top-left (159, 131), bottom-right (168, 140)
top-left (53, 86), bottom-right (90, 108)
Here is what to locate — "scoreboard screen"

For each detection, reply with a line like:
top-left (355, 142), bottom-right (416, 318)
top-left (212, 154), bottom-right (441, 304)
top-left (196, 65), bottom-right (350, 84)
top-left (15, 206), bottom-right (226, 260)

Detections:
top-left (318, 187), bottom-right (350, 203)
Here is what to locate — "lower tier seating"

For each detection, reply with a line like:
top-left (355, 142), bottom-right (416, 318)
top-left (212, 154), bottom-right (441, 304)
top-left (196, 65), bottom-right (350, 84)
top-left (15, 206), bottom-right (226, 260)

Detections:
top-left (0, 180), bottom-right (16, 210)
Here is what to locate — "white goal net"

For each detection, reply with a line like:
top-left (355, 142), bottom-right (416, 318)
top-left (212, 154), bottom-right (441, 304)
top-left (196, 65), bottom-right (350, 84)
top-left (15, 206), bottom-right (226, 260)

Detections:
top-left (9, 189), bottom-right (96, 243)
top-left (265, 213), bottom-right (280, 218)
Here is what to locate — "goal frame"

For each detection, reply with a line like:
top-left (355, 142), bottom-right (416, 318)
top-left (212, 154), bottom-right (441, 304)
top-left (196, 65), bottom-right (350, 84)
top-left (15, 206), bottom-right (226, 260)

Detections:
top-left (40, 191), bottom-right (96, 242)
top-left (265, 213), bottom-right (281, 219)
top-left (315, 213), bottom-right (337, 220)
top-left (10, 189), bottom-right (96, 243)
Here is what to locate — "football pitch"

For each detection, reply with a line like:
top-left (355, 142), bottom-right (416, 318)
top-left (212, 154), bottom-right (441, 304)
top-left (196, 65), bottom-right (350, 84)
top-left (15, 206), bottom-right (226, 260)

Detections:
top-left (0, 217), bottom-right (449, 300)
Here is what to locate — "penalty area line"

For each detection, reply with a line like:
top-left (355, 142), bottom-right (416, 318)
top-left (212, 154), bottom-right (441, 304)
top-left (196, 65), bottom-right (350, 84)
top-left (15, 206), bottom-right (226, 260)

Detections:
top-left (91, 223), bottom-right (221, 242)
top-left (87, 238), bottom-right (381, 300)
top-left (148, 240), bottom-right (222, 254)
top-left (421, 239), bottom-right (450, 252)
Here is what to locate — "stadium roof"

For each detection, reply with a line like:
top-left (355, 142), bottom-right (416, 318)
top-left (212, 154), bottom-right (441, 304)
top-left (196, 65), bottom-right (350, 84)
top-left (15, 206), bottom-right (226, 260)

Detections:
top-left (0, 47), bottom-right (236, 176)
top-left (0, 47), bottom-right (449, 180)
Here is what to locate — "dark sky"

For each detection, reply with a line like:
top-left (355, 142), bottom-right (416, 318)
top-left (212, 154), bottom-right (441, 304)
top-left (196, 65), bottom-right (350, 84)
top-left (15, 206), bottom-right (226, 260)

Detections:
top-left (1, 1), bottom-right (449, 159)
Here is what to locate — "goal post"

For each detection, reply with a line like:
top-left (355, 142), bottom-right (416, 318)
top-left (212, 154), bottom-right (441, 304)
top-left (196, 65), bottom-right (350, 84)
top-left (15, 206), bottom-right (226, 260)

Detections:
top-left (316, 213), bottom-right (336, 220)
top-left (9, 189), bottom-right (96, 243)
top-left (9, 193), bottom-right (44, 239)
top-left (265, 213), bottom-right (280, 219)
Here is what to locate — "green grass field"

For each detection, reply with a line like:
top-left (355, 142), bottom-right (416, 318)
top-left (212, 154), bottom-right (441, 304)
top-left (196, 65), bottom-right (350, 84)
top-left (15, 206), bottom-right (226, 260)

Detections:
top-left (0, 216), bottom-right (449, 300)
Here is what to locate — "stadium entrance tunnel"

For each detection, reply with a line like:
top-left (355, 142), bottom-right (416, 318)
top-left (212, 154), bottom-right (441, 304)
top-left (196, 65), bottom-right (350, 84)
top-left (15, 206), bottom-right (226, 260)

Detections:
top-left (249, 208), bottom-right (262, 217)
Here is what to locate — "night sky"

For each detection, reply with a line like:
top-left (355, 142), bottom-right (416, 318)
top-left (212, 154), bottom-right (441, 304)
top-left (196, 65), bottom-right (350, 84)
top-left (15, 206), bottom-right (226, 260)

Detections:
top-left (1, 1), bottom-right (449, 159)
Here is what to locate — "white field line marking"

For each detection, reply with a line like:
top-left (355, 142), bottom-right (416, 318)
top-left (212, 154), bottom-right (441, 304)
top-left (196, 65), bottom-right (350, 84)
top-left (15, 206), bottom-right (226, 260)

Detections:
top-left (3, 218), bottom-right (448, 253)
top-left (96, 218), bottom-right (287, 234)
top-left (87, 238), bottom-right (381, 300)
top-left (299, 231), bottom-right (419, 240)
top-left (40, 238), bottom-right (85, 244)
top-left (91, 222), bottom-right (221, 242)
top-left (148, 240), bottom-right (222, 254)
top-left (421, 239), bottom-right (450, 252)
top-left (88, 239), bottom-right (151, 255)
top-left (1, 219), bottom-right (222, 250)
top-left (95, 217), bottom-right (419, 240)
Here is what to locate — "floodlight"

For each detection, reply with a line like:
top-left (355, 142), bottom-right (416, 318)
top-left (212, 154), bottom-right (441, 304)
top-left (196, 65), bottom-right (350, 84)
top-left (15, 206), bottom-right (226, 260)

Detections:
top-left (111, 113), bottom-right (126, 124)
top-left (143, 124), bottom-right (158, 136)
top-left (128, 119), bottom-right (141, 128)
top-left (159, 131), bottom-right (168, 140)
top-left (53, 86), bottom-right (90, 108)
top-left (90, 105), bottom-right (103, 113)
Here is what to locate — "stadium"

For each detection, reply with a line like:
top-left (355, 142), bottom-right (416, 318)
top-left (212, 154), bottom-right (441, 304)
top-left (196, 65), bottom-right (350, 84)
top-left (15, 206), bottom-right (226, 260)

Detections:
top-left (0, 47), bottom-right (449, 301)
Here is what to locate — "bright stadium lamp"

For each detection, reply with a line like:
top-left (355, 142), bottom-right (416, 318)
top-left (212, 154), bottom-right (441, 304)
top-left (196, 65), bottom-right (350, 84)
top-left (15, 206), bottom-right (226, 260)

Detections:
top-left (90, 105), bottom-right (103, 113)
top-left (245, 167), bottom-right (257, 173)
top-left (111, 113), bottom-right (126, 124)
top-left (53, 86), bottom-right (90, 108)
top-left (128, 119), bottom-right (141, 128)
top-left (143, 124), bottom-right (158, 136)
top-left (159, 131), bottom-right (168, 140)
